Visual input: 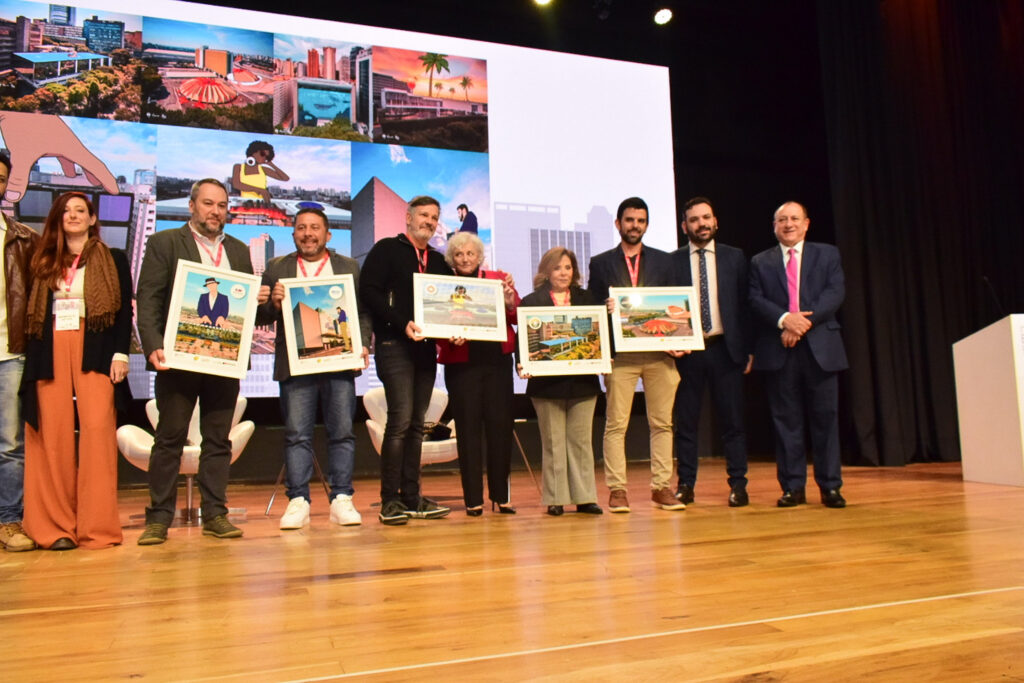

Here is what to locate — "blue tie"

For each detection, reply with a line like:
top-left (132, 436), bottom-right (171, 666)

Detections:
top-left (698, 248), bottom-right (712, 334)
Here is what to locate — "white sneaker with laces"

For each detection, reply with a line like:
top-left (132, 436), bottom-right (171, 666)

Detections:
top-left (329, 494), bottom-right (362, 526)
top-left (279, 497), bottom-right (310, 529)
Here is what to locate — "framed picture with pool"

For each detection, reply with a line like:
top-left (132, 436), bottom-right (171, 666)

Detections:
top-left (162, 261), bottom-right (261, 379)
top-left (279, 274), bottom-right (365, 375)
top-left (412, 273), bottom-right (507, 342)
top-left (516, 305), bottom-right (611, 376)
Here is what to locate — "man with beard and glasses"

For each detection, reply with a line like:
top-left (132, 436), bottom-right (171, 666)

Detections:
top-left (359, 196), bottom-right (454, 525)
top-left (588, 196), bottom-right (686, 514)
top-left (135, 178), bottom-right (262, 545)
top-left (257, 208), bottom-right (371, 530)
top-left (671, 197), bottom-right (753, 507)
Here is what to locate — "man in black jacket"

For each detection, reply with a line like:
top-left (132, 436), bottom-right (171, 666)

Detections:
top-left (256, 208), bottom-right (371, 530)
top-left (588, 197), bottom-right (686, 514)
top-left (671, 197), bottom-right (752, 507)
top-left (135, 179), bottom-right (260, 545)
top-left (359, 196), bottom-right (454, 525)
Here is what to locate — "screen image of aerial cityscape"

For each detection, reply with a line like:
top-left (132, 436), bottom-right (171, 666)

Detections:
top-left (525, 311), bottom-right (605, 363)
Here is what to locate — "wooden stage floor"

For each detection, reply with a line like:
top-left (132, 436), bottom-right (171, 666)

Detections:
top-left (2, 461), bottom-right (1023, 682)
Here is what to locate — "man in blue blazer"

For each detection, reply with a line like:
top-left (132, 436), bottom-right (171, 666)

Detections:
top-left (671, 197), bottom-right (752, 507)
top-left (749, 201), bottom-right (848, 508)
top-left (196, 277), bottom-right (229, 327)
top-left (588, 196), bottom-right (686, 513)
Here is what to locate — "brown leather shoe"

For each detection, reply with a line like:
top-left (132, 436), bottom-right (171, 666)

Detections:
top-left (0, 522), bottom-right (36, 552)
top-left (652, 487), bottom-right (686, 510)
top-left (608, 489), bottom-right (630, 513)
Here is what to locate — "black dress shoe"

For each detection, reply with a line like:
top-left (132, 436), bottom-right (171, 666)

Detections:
top-left (492, 502), bottom-right (516, 515)
top-left (675, 483), bottom-right (695, 504)
top-left (49, 537), bottom-right (77, 551)
top-left (546, 505), bottom-right (564, 516)
top-left (575, 503), bottom-right (603, 515)
top-left (777, 489), bottom-right (806, 507)
top-left (466, 506), bottom-right (483, 517)
top-left (728, 487), bottom-right (749, 507)
top-left (821, 489), bottom-right (847, 508)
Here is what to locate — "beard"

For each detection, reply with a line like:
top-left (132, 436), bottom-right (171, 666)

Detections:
top-left (620, 229), bottom-right (644, 245)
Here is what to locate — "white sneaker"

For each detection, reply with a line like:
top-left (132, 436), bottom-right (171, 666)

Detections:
top-left (329, 494), bottom-right (362, 526)
top-left (279, 497), bottom-right (310, 530)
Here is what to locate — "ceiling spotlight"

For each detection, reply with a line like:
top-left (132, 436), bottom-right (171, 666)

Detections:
top-left (534, 0), bottom-right (553, 6)
top-left (654, 8), bottom-right (673, 25)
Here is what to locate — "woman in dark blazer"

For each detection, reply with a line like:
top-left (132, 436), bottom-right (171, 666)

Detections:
top-left (21, 192), bottom-right (132, 550)
top-left (437, 231), bottom-right (520, 516)
top-left (518, 247), bottom-right (603, 516)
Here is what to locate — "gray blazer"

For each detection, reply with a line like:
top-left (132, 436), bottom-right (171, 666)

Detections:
top-left (136, 224), bottom-right (253, 370)
top-left (255, 250), bottom-right (372, 381)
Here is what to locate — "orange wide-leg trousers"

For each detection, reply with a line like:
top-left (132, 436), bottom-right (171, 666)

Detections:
top-left (23, 326), bottom-right (122, 549)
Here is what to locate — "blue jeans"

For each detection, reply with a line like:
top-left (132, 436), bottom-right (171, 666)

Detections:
top-left (0, 357), bottom-right (26, 523)
top-left (280, 372), bottom-right (357, 502)
top-left (374, 339), bottom-right (436, 506)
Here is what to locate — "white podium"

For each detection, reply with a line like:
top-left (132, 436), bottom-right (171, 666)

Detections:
top-left (953, 314), bottom-right (1024, 486)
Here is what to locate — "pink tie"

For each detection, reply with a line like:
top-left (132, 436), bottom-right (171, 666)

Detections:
top-left (786, 248), bottom-right (799, 312)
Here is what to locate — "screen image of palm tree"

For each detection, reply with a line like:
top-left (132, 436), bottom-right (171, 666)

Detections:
top-left (460, 75), bottom-right (473, 101)
top-left (419, 53), bottom-right (450, 95)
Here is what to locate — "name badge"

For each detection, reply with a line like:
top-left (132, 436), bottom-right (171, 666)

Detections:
top-left (54, 298), bottom-right (81, 331)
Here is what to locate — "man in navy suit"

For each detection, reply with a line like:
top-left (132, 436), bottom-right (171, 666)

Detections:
top-left (671, 197), bottom-right (752, 507)
top-left (749, 201), bottom-right (848, 508)
top-left (196, 277), bottom-right (229, 327)
top-left (588, 197), bottom-right (686, 513)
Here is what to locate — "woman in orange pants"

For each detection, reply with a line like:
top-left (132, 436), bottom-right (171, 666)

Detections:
top-left (21, 192), bottom-right (132, 550)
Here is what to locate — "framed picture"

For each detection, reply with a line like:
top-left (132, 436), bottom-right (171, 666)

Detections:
top-left (608, 286), bottom-right (705, 352)
top-left (517, 305), bottom-right (612, 376)
top-left (279, 275), bottom-right (365, 375)
top-left (163, 261), bottom-right (261, 379)
top-left (413, 273), bottom-right (507, 342)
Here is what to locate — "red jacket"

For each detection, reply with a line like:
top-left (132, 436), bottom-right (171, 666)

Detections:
top-left (437, 269), bottom-right (519, 362)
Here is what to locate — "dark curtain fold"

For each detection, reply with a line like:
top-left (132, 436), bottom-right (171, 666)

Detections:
top-left (817, 0), bottom-right (1024, 465)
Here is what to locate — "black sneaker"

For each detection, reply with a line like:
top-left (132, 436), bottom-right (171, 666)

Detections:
top-left (406, 497), bottom-right (450, 519)
top-left (676, 483), bottom-right (695, 504)
top-left (378, 500), bottom-right (409, 525)
top-left (138, 522), bottom-right (168, 546)
top-left (202, 515), bottom-right (243, 539)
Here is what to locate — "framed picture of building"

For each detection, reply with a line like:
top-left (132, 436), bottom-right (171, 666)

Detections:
top-left (163, 261), bottom-right (261, 379)
top-left (608, 286), bottom-right (705, 352)
top-left (413, 273), bottom-right (507, 342)
top-left (517, 305), bottom-right (611, 376)
top-left (279, 274), bottom-right (365, 375)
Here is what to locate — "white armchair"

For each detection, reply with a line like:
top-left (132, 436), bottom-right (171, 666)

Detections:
top-left (116, 397), bottom-right (255, 524)
top-left (363, 386), bottom-right (458, 466)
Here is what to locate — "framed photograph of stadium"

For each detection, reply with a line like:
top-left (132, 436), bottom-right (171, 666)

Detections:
top-left (517, 305), bottom-right (611, 376)
top-left (279, 275), bottom-right (365, 375)
top-left (412, 273), bottom-right (506, 341)
top-left (608, 286), bottom-right (705, 352)
top-left (162, 261), bottom-right (261, 379)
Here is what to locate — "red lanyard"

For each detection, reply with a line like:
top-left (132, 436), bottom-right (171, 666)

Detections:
top-left (624, 250), bottom-right (641, 286)
top-left (298, 254), bottom-right (329, 277)
top-left (193, 232), bottom-right (224, 267)
top-left (63, 253), bottom-right (82, 293)
top-left (414, 246), bottom-right (429, 273)
top-left (549, 290), bottom-right (570, 306)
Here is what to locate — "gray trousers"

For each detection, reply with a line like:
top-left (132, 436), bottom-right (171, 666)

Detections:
top-left (532, 395), bottom-right (598, 506)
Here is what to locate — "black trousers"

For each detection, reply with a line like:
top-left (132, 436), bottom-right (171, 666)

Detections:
top-left (444, 355), bottom-right (513, 507)
top-left (673, 338), bottom-right (749, 489)
top-left (146, 369), bottom-right (239, 525)
top-left (375, 339), bottom-right (437, 506)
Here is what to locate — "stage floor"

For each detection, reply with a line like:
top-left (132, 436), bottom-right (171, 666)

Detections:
top-left (3, 461), bottom-right (1023, 681)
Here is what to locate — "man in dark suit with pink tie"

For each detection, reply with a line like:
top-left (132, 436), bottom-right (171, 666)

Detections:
top-left (748, 201), bottom-right (848, 508)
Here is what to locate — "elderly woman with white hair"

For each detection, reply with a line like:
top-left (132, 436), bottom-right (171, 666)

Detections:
top-left (437, 231), bottom-right (520, 516)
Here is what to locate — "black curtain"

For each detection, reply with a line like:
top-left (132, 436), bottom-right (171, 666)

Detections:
top-left (817, 0), bottom-right (1024, 465)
